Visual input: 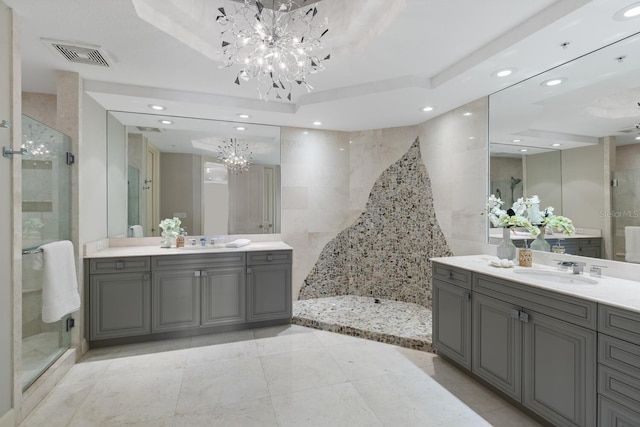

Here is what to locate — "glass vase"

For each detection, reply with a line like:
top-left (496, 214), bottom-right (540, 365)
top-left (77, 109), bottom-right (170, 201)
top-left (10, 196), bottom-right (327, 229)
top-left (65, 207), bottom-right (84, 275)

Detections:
top-left (160, 232), bottom-right (172, 248)
top-left (496, 227), bottom-right (517, 260)
top-left (530, 227), bottom-right (550, 252)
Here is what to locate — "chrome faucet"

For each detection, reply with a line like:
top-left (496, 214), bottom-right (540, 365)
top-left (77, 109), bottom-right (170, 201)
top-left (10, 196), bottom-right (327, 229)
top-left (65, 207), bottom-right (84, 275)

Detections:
top-left (555, 260), bottom-right (586, 274)
top-left (570, 262), bottom-right (586, 274)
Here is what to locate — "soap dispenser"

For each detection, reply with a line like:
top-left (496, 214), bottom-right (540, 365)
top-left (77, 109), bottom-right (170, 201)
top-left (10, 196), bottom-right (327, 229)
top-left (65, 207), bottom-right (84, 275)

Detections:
top-left (552, 239), bottom-right (565, 254)
top-left (519, 240), bottom-right (532, 267)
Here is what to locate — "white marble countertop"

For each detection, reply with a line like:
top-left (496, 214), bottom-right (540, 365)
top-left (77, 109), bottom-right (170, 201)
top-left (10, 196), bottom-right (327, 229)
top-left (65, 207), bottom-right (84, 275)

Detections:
top-left (85, 241), bottom-right (293, 259)
top-left (431, 255), bottom-right (640, 314)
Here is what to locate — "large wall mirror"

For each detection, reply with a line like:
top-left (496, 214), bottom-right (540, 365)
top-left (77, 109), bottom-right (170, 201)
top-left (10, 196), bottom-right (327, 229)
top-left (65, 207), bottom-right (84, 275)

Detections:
top-left (489, 31), bottom-right (640, 262)
top-left (107, 112), bottom-right (281, 238)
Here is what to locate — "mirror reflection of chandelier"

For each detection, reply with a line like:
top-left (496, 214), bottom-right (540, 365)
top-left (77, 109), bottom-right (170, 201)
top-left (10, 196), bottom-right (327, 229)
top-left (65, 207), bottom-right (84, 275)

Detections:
top-left (22, 121), bottom-right (56, 161)
top-left (218, 138), bottom-right (253, 174)
top-left (216, 0), bottom-right (330, 101)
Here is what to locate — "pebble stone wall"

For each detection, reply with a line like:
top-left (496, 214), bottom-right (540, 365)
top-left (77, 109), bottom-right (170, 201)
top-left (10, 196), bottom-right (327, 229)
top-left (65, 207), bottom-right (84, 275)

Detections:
top-left (298, 137), bottom-right (453, 309)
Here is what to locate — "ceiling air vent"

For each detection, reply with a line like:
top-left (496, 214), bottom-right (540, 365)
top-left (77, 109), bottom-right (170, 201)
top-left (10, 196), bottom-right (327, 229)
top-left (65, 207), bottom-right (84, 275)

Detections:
top-left (42, 39), bottom-right (112, 67)
top-left (136, 126), bottom-right (163, 133)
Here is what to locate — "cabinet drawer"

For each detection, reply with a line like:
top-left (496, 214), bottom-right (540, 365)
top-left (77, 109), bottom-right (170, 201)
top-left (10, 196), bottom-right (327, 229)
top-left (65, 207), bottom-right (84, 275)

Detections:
top-left (599, 364), bottom-right (640, 411)
top-left (89, 257), bottom-right (151, 274)
top-left (599, 333), bottom-right (640, 380)
top-left (599, 305), bottom-right (640, 346)
top-left (247, 250), bottom-right (292, 265)
top-left (578, 238), bottom-right (600, 246)
top-left (152, 253), bottom-right (246, 270)
top-left (474, 274), bottom-right (597, 329)
top-left (432, 262), bottom-right (471, 290)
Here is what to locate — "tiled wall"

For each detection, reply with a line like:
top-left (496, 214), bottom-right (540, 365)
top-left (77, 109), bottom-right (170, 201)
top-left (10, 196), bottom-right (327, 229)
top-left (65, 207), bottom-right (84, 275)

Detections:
top-left (298, 138), bottom-right (453, 308)
top-left (282, 98), bottom-right (489, 299)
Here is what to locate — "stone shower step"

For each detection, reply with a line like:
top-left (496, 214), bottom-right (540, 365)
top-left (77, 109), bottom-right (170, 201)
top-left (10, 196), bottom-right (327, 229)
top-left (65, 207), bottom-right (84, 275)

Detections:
top-left (292, 295), bottom-right (433, 351)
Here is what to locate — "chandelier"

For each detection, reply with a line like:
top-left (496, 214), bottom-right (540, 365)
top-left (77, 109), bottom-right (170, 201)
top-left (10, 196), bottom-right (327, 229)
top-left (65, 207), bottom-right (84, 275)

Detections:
top-left (216, 0), bottom-right (330, 101)
top-left (218, 138), bottom-right (253, 174)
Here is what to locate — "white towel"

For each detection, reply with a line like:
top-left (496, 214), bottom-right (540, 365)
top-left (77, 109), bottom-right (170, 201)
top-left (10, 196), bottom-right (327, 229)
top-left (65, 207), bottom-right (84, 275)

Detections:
top-left (128, 225), bottom-right (143, 237)
top-left (41, 240), bottom-right (81, 323)
top-left (225, 238), bottom-right (251, 248)
top-left (625, 226), bottom-right (640, 263)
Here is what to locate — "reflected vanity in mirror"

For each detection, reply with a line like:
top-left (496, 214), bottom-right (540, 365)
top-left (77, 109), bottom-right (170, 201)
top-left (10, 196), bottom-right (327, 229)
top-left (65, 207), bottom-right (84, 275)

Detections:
top-left (107, 112), bottom-right (281, 238)
top-left (488, 31), bottom-right (640, 261)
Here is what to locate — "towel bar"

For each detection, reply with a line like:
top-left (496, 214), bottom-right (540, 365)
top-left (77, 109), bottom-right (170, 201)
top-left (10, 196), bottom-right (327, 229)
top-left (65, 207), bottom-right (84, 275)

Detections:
top-left (22, 247), bottom-right (43, 255)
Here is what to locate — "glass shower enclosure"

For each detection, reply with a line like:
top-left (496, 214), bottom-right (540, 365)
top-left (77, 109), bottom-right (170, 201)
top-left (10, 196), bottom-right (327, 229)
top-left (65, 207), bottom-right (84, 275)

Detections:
top-left (21, 115), bottom-right (73, 390)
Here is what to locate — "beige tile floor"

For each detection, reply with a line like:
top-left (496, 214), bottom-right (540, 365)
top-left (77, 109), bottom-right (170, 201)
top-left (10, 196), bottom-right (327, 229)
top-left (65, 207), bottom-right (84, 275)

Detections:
top-left (20, 325), bottom-right (542, 427)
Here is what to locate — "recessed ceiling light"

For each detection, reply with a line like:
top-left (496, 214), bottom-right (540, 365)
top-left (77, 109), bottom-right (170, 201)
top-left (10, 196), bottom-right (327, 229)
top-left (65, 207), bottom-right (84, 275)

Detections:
top-left (614, 2), bottom-right (640, 20)
top-left (149, 104), bottom-right (165, 111)
top-left (237, 114), bottom-right (251, 119)
top-left (520, 149), bottom-right (528, 152)
top-left (303, 131), bottom-right (309, 135)
top-left (469, 136), bottom-right (475, 140)
top-left (339, 148), bottom-right (345, 151)
top-left (313, 121), bottom-right (322, 126)
top-left (635, 135), bottom-right (640, 140)
top-left (541, 78), bottom-right (567, 87)
top-left (159, 120), bottom-right (173, 125)
top-left (463, 112), bottom-right (472, 117)
top-left (422, 106), bottom-right (434, 112)
top-left (552, 143), bottom-right (562, 147)
top-left (492, 68), bottom-right (517, 78)
top-left (512, 139), bottom-right (522, 143)
top-left (236, 126), bottom-right (246, 131)
top-left (349, 140), bottom-right (353, 144)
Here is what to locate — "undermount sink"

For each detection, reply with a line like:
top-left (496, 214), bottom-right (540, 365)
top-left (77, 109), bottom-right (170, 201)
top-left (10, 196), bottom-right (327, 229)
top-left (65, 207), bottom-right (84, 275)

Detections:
top-left (513, 269), bottom-right (598, 285)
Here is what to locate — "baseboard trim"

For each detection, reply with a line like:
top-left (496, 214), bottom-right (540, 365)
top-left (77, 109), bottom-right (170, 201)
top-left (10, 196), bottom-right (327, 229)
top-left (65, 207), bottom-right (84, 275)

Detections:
top-left (0, 408), bottom-right (16, 427)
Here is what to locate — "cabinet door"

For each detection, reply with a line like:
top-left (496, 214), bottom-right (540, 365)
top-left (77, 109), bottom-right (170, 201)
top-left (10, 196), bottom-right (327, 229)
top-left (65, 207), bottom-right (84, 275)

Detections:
top-left (201, 266), bottom-right (246, 327)
top-left (432, 279), bottom-right (471, 369)
top-left (599, 396), bottom-right (640, 427)
top-left (578, 243), bottom-right (601, 258)
top-left (523, 311), bottom-right (596, 427)
top-left (152, 269), bottom-right (200, 333)
top-left (472, 293), bottom-right (522, 400)
top-left (247, 263), bottom-right (291, 322)
top-left (90, 272), bottom-right (151, 340)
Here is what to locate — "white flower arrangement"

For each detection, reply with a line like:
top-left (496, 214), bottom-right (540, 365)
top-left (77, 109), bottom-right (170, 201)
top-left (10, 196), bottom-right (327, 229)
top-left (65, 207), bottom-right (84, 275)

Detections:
top-left (159, 217), bottom-right (182, 239)
top-left (485, 195), bottom-right (575, 237)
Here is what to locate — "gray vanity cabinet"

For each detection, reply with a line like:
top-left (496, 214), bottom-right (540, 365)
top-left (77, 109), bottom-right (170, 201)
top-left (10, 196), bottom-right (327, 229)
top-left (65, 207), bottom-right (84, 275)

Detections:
top-left (201, 266), bottom-right (246, 327)
top-left (511, 237), bottom-right (602, 258)
top-left (247, 251), bottom-right (292, 322)
top-left (87, 249), bottom-right (291, 346)
top-left (473, 273), bottom-right (597, 427)
top-left (432, 262), bottom-right (472, 369)
top-left (577, 238), bottom-right (602, 258)
top-left (89, 257), bottom-right (152, 340)
top-left (597, 305), bottom-right (640, 426)
top-left (151, 253), bottom-right (246, 332)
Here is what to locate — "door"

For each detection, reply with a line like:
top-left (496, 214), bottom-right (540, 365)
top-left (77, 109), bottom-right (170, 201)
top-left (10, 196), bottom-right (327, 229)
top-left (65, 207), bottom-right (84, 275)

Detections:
top-left (523, 311), bottom-right (596, 427)
top-left (90, 272), bottom-right (151, 340)
top-left (432, 279), bottom-right (471, 369)
top-left (247, 263), bottom-right (292, 322)
top-left (228, 164), bottom-right (280, 234)
top-left (151, 269), bottom-right (200, 333)
top-left (472, 293), bottom-right (522, 400)
top-left (201, 266), bottom-right (246, 327)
